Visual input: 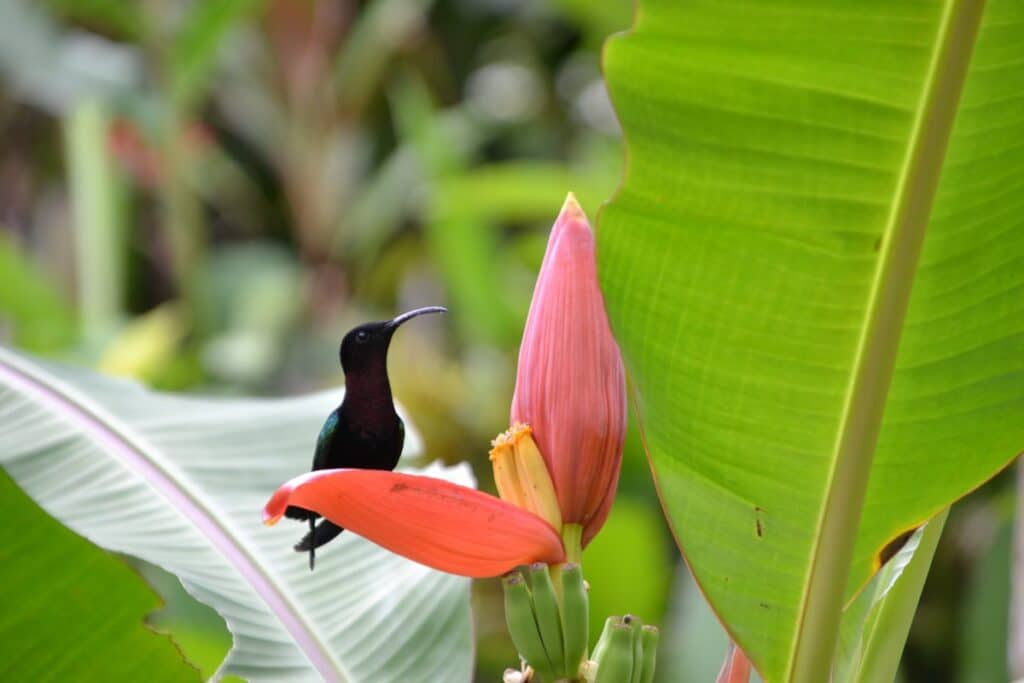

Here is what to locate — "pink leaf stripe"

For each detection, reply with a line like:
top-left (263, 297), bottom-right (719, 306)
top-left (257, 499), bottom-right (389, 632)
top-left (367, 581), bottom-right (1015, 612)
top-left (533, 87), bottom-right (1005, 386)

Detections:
top-left (264, 469), bottom-right (566, 578)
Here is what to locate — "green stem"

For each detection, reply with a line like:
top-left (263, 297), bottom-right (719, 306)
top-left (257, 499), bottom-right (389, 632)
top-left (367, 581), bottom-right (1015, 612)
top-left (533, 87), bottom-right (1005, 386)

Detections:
top-left (550, 525), bottom-right (586, 619)
top-left (161, 112), bottom-right (203, 308)
top-left (562, 524), bottom-right (583, 565)
top-left (65, 100), bottom-right (124, 344)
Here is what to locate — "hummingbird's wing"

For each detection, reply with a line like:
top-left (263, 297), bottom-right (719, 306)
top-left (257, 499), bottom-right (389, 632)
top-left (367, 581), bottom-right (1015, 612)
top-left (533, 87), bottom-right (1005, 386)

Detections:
top-left (311, 409), bottom-right (340, 471)
top-left (284, 410), bottom-right (340, 524)
top-left (396, 415), bottom-right (405, 454)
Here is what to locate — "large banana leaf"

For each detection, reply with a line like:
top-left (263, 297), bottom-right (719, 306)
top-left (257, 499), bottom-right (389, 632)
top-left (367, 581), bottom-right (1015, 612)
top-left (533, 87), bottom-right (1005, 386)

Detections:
top-left (600, 1), bottom-right (1024, 681)
top-left (0, 347), bottom-right (472, 682)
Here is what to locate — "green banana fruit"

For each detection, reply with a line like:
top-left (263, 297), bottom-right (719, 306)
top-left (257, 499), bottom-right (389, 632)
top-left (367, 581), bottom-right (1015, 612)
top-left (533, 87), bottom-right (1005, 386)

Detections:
top-left (638, 625), bottom-right (660, 683)
top-left (558, 563), bottom-right (589, 676)
top-left (623, 615), bottom-right (643, 683)
top-left (503, 573), bottom-right (556, 682)
top-left (594, 620), bottom-right (635, 683)
top-left (590, 616), bottom-right (618, 667)
top-left (527, 563), bottom-right (566, 675)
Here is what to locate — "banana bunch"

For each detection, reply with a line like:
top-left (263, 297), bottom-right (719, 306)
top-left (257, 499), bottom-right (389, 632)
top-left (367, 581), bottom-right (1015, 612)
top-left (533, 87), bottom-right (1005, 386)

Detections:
top-left (588, 614), bottom-right (659, 683)
top-left (503, 562), bottom-right (589, 682)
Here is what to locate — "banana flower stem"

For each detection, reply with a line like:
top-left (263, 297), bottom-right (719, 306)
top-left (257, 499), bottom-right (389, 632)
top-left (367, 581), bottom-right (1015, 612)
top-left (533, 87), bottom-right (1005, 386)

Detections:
top-left (562, 524), bottom-right (584, 564)
top-left (551, 524), bottom-right (585, 606)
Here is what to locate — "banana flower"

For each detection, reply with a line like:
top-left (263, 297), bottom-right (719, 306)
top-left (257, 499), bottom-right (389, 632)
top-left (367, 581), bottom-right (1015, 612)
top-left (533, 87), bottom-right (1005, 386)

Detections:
top-left (496, 193), bottom-right (627, 553)
top-left (263, 193), bottom-right (624, 577)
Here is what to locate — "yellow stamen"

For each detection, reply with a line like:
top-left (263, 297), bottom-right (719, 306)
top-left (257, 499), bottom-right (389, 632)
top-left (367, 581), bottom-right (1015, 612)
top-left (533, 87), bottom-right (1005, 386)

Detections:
top-left (490, 423), bottom-right (563, 532)
top-left (490, 433), bottom-right (528, 509)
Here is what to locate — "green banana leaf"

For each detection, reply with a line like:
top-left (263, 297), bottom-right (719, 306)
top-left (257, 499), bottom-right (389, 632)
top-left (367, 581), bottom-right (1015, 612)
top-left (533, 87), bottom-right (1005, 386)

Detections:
top-left (0, 347), bottom-right (472, 682)
top-left (600, 1), bottom-right (1024, 681)
top-left (0, 469), bottom-right (199, 680)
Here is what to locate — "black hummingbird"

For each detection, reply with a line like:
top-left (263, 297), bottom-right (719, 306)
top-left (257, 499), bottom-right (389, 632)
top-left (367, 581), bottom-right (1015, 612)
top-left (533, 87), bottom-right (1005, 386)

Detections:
top-left (285, 305), bottom-right (447, 569)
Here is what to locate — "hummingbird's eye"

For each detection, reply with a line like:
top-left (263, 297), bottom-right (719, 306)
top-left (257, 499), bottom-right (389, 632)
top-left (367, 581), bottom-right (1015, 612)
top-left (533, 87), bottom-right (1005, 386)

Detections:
top-left (355, 330), bottom-right (369, 343)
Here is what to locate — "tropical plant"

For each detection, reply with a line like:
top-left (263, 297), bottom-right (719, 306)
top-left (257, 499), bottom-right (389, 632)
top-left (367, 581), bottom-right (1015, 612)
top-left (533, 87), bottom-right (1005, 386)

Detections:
top-left (1, 0), bottom-right (1022, 682)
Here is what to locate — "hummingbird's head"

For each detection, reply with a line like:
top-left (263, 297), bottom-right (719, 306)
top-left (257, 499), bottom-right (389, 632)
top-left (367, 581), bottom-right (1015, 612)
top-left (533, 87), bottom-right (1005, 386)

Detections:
top-left (339, 306), bottom-right (447, 373)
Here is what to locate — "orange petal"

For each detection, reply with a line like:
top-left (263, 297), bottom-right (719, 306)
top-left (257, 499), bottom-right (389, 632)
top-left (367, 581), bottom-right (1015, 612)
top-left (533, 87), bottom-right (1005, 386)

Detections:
top-left (264, 469), bottom-right (566, 578)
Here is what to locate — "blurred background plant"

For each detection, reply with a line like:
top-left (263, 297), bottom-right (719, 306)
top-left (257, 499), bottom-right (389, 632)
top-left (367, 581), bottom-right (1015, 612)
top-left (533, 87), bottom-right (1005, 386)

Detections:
top-left (0, 0), bottom-right (1012, 681)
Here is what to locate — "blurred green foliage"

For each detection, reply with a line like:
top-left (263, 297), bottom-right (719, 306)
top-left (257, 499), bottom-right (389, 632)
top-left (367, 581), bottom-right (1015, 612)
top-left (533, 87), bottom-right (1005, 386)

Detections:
top-left (956, 519), bottom-right (1011, 683)
top-left (583, 497), bottom-right (673, 647)
top-left (0, 1), bottom-right (1013, 681)
top-left (0, 231), bottom-right (76, 351)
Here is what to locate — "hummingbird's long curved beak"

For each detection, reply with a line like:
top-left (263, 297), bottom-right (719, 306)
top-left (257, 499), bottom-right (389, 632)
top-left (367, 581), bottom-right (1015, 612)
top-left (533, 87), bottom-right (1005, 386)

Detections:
top-left (385, 306), bottom-right (447, 330)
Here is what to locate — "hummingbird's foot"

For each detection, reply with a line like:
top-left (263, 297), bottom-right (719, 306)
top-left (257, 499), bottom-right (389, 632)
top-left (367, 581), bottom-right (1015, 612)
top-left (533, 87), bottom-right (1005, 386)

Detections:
top-left (294, 519), bottom-right (346, 568)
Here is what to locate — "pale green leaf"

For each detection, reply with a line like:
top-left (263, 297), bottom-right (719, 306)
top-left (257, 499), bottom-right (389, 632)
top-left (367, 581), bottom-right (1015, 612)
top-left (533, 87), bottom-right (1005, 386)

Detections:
top-left (0, 347), bottom-right (472, 682)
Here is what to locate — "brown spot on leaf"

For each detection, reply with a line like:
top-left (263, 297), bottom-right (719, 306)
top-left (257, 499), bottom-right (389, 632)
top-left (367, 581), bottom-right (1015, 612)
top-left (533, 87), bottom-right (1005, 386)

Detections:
top-left (875, 528), bottom-right (918, 570)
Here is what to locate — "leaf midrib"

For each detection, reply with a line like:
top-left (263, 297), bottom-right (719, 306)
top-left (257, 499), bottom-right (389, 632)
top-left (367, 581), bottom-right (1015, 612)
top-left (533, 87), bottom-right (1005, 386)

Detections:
top-left (786, 1), bottom-right (987, 681)
top-left (0, 348), bottom-right (349, 683)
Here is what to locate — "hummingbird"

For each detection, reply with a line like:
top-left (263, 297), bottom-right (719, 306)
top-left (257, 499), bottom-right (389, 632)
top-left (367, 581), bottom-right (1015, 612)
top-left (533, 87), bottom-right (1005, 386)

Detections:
top-left (285, 305), bottom-right (447, 569)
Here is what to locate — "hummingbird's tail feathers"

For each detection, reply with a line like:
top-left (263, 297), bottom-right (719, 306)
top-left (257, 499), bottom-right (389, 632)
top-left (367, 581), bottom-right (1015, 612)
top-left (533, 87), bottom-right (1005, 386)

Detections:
top-left (284, 504), bottom-right (316, 521)
top-left (308, 518), bottom-right (315, 570)
top-left (294, 519), bottom-right (346, 569)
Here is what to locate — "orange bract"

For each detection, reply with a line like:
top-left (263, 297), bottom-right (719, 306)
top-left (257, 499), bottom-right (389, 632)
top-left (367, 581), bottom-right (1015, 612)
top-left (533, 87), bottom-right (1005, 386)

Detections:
top-left (264, 469), bottom-right (566, 578)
